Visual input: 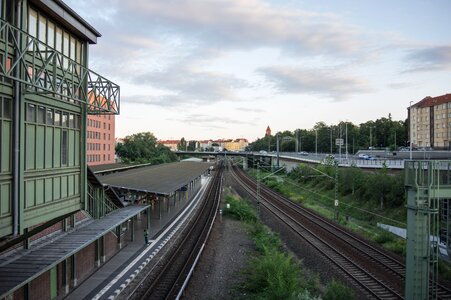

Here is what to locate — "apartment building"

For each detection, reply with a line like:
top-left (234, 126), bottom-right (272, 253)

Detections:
top-left (410, 94), bottom-right (451, 149)
top-left (159, 139), bottom-right (179, 151)
top-left (87, 114), bottom-right (115, 165)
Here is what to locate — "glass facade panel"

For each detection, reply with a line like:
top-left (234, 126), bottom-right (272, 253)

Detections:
top-left (62, 112), bottom-right (68, 127)
top-left (27, 104), bottom-right (36, 122)
top-left (47, 21), bottom-right (55, 49)
top-left (38, 15), bottom-right (46, 44)
top-left (37, 106), bottom-right (45, 124)
top-left (46, 108), bottom-right (54, 125)
top-left (54, 110), bottom-right (61, 126)
top-left (28, 8), bottom-right (37, 38)
top-left (3, 98), bottom-right (10, 119)
top-left (56, 28), bottom-right (62, 52)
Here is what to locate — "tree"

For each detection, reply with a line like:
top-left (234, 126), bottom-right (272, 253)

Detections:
top-left (116, 132), bottom-right (177, 164)
top-left (178, 137), bottom-right (187, 151)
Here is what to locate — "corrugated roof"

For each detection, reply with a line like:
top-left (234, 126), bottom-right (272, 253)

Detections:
top-left (0, 205), bottom-right (148, 298)
top-left (98, 161), bottom-right (214, 195)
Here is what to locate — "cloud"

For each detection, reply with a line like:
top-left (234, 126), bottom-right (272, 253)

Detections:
top-left (387, 82), bottom-right (415, 89)
top-left (404, 46), bottom-right (451, 73)
top-left (128, 66), bottom-right (248, 106)
top-left (235, 107), bottom-right (266, 113)
top-left (173, 114), bottom-right (254, 126)
top-left (121, 0), bottom-right (363, 56)
top-left (258, 66), bottom-right (371, 101)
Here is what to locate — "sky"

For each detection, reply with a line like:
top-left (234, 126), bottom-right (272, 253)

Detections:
top-left (65, 0), bottom-right (451, 142)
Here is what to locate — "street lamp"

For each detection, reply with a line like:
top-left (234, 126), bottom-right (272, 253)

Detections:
top-left (409, 100), bottom-right (413, 160)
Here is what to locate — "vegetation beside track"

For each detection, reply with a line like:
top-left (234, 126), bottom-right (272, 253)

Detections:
top-left (224, 192), bottom-right (354, 300)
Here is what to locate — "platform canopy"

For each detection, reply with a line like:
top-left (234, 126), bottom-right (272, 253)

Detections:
top-left (0, 205), bottom-right (149, 298)
top-left (98, 161), bottom-right (214, 195)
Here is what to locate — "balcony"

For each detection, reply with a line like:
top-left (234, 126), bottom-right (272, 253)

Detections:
top-left (0, 18), bottom-right (119, 114)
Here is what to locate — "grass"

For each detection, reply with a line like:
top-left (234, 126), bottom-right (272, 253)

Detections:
top-left (247, 168), bottom-right (407, 256)
top-left (224, 193), bottom-right (354, 300)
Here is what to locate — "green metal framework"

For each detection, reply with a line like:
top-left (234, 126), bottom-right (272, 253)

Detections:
top-left (0, 17), bottom-right (119, 114)
top-left (404, 160), bottom-right (451, 299)
top-left (86, 182), bottom-right (117, 219)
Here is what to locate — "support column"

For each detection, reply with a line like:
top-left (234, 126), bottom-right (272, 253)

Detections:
top-left (70, 255), bottom-right (77, 287)
top-left (62, 259), bottom-right (69, 294)
top-left (101, 235), bottom-right (105, 263)
top-left (116, 226), bottom-right (122, 249)
top-left (158, 196), bottom-right (162, 219)
top-left (243, 157), bottom-right (248, 170)
top-left (23, 228), bottom-right (30, 249)
top-left (147, 206), bottom-right (151, 230)
top-left (131, 217), bottom-right (135, 242)
top-left (95, 238), bottom-right (101, 267)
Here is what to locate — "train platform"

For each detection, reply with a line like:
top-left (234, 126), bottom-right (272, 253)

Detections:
top-left (65, 176), bottom-right (211, 300)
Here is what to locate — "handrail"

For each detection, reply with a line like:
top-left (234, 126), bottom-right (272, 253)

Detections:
top-left (0, 18), bottom-right (119, 114)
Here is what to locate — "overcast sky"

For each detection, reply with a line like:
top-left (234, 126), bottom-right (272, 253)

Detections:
top-left (65, 0), bottom-right (451, 141)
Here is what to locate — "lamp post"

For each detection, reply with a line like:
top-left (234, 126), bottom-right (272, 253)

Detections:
top-left (315, 130), bottom-right (318, 157)
top-left (330, 125), bottom-right (333, 154)
top-left (409, 100), bottom-right (413, 160)
top-left (345, 121), bottom-right (348, 161)
top-left (295, 130), bottom-right (299, 153)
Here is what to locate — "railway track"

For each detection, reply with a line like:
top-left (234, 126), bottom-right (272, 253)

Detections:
top-left (126, 162), bottom-right (223, 300)
top-left (229, 164), bottom-right (451, 299)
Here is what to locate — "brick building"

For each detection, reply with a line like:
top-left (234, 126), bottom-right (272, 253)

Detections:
top-left (87, 114), bottom-right (115, 165)
top-left (409, 94), bottom-right (451, 149)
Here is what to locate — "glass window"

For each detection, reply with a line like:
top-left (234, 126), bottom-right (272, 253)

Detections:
top-left (37, 106), bottom-right (45, 124)
top-left (27, 103), bottom-right (36, 122)
top-left (62, 130), bottom-right (68, 165)
top-left (47, 21), bottom-right (55, 49)
top-left (70, 37), bottom-right (76, 61)
top-left (69, 114), bottom-right (75, 128)
top-left (3, 98), bottom-right (11, 119)
top-left (56, 28), bottom-right (62, 53)
top-left (38, 14), bottom-right (46, 44)
top-left (46, 108), bottom-right (53, 125)
top-left (54, 110), bottom-right (61, 126)
top-left (63, 31), bottom-right (69, 57)
top-left (62, 112), bottom-right (68, 127)
top-left (28, 8), bottom-right (37, 38)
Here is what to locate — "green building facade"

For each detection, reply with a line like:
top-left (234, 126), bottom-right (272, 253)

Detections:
top-left (0, 0), bottom-right (119, 239)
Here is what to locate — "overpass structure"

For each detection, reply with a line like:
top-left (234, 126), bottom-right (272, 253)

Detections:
top-left (175, 151), bottom-right (407, 171)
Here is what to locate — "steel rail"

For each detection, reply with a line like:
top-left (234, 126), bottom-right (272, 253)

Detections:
top-left (230, 165), bottom-right (402, 299)
top-left (128, 163), bottom-right (223, 299)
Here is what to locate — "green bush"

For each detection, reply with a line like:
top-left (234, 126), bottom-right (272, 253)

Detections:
top-left (244, 249), bottom-right (303, 300)
top-left (223, 195), bottom-right (257, 223)
top-left (323, 279), bottom-right (354, 300)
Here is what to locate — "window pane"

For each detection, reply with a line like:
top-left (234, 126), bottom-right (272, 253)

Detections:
top-left (38, 14), bottom-right (46, 44)
top-left (54, 110), bottom-right (61, 126)
top-left (70, 37), bottom-right (75, 61)
top-left (62, 112), bottom-right (68, 127)
top-left (48, 22), bottom-right (55, 49)
top-left (69, 114), bottom-right (75, 128)
top-left (3, 98), bottom-right (11, 119)
top-left (27, 103), bottom-right (36, 122)
top-left (46, 108), bottom-right (54, 125)
top-left (56, 28), bottom-right (62, 53)
top-left (37, 106), bottom-right (45, 124)
top-left (28, 9), bottom-right (37, 38)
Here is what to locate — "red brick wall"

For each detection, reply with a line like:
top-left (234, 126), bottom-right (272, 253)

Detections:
top-left (76, 242), bottom-right (95, 282)
top-left (12, 286), bottom-right (24, 300)
top-left (87, 114), bottom-right (115, 166)
top-left (30, 271), bottom-right (50, 300)
top-left (104, 231), bottom-right (118, 260)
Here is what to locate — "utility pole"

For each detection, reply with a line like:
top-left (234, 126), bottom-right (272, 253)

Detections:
top-left (276, 133), bottom-right (280, 168)
top-left (295, 130), bottom-right (299, 152)
top-left (315, 130), bottom-right (318, 156)
top-left (346, 120), bottom-right (348, 163)
top-left (409, 101), bottom-right (413, 160)
top-left (330, 126), bottom-right (333, 154)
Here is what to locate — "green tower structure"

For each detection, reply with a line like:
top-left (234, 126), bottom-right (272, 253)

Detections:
top-left (404, 160), bottom-right (450, 299)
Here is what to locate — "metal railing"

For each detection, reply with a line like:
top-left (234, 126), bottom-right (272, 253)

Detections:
top-left (86, 182), bottom-right (118, 219)
top-left (0, 18), bottom-right (119, 114)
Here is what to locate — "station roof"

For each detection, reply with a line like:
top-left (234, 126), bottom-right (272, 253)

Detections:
top-left (99, 161), bottom-right (214, 195)
top-left (0, 205), bottom-right (148, 298)
top-left (90, 162), bottom-right (152, 174)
